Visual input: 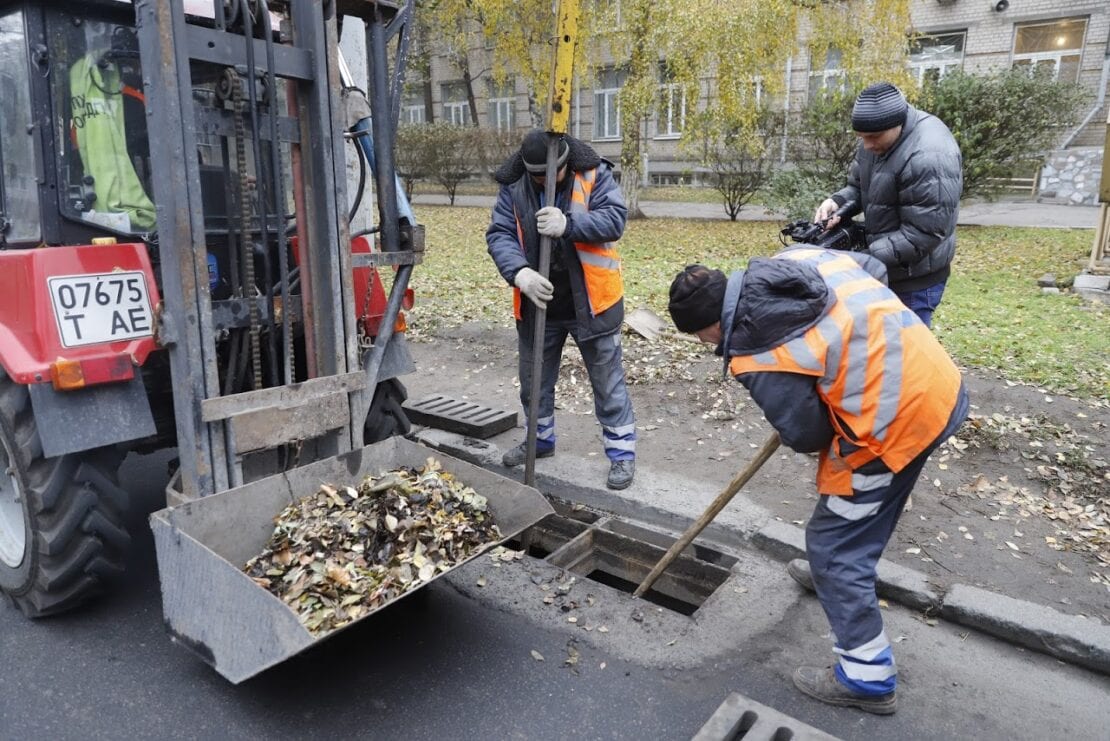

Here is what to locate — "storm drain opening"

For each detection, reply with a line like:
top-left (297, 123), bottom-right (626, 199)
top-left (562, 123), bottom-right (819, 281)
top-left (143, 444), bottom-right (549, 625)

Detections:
top-left (546, 528), bottom-right (730, 616)
top-left (503, 513), bottom-right (589, 559)
top-left (601, 519), bottom-right (738, 569)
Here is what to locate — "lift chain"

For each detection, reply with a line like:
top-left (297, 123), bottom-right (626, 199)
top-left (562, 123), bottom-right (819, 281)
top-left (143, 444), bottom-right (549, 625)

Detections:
top-left (226, 67), bottom-right (263, 389)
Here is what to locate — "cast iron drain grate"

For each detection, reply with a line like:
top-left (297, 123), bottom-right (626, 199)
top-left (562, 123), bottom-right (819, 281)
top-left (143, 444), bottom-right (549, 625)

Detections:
top-left (694, 692), bottom-right (840, 741)
top-left (403, 395), bottom-right (516, 438)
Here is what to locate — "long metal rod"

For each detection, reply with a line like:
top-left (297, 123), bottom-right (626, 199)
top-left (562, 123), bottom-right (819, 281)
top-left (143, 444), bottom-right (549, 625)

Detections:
top-left (523, 136), bottom-right (560, 487)
top-left (634, 432), bottom-right (781, 598)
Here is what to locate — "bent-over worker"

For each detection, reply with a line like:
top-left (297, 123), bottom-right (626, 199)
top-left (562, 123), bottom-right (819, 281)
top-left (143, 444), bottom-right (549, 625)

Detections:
top-left (667, 247), bottom-right (969, 714)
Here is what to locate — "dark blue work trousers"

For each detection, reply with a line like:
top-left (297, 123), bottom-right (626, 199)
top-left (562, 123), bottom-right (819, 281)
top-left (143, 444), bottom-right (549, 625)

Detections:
top-left (516, 318), bottom-right (636, 461)
top-left (805, 385), bottom-right (969, 696)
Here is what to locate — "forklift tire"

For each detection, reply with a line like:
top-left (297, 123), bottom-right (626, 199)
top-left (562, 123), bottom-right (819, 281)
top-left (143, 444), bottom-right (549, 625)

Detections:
top-left (363, 378), bottom-right (411, 444)
top-left (0, 368), bottom-right (129, 618)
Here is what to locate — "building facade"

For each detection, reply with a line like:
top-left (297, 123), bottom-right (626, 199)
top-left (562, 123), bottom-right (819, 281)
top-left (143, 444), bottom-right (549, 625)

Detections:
top-left (412, 0), bottom-right (1109, 203)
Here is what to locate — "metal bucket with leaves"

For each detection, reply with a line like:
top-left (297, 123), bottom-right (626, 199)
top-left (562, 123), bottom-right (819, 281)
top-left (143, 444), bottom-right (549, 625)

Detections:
top-left (150, 437), bottom-right (553, 683)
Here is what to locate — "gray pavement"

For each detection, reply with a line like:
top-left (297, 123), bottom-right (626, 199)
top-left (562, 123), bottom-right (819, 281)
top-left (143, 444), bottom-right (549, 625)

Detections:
top-left (5, 447), bottom-right (1109, 741)
top-left (412, 193), bottom-right (1101, 229)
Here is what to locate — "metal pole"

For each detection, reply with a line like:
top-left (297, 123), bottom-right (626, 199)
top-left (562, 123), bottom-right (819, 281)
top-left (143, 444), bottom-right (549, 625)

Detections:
top-left (523, 0), bottom-right (579, 488)
top-left (524, 138), bottom-right (560, 487)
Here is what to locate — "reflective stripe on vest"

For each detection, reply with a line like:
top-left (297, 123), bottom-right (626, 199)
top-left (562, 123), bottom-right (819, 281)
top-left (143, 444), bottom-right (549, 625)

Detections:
top-left (510, 169), bottom-right (623, 320)
top-left (729, 248), bottom-right (961, 495)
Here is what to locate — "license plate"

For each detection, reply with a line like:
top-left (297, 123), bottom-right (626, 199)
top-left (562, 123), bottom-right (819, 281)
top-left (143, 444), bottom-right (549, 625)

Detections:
top-left (48, 271), bottom-right (154, 348)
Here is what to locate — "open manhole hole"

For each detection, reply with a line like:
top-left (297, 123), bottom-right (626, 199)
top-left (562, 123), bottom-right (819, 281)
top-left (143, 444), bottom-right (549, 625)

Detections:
top-left (506, 513), bottom-right (732, 617)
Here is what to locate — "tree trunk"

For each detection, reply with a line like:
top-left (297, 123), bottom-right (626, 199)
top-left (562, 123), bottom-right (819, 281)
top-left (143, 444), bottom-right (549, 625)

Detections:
top-left (422, 79), bottom-right (434, 124)
top-left (620, 118), bottom-right (647, 219)
top-left (461, 61), bottom-right (481, 127)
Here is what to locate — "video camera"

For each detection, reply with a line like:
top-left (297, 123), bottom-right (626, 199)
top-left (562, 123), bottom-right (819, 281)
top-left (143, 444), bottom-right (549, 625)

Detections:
top-left (779, 200), bottom-right (866, 252)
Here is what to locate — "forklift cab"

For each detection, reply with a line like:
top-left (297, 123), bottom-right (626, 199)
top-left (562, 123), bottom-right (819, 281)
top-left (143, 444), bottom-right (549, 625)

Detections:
top-left (0, 2), bottom-right (160, 248)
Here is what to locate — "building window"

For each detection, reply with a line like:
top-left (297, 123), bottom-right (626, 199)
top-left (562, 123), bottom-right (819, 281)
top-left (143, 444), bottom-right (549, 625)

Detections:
top-left (402, 90), bottom-right (426, 124)
top-left (909, 31), bottom-right (965, 84)
top-left (807, 48), bottom-right (845, 102)
top-left (656, 63), bottom-right (685, 139)
top-left (487, 81), bottom-right (515, 132)
top-left (1012, 18), bottom-right (1087, 83)
top-left (440, 81), bottom-right (470, 126)
top-left (593, 67), bottom-right (624, 140)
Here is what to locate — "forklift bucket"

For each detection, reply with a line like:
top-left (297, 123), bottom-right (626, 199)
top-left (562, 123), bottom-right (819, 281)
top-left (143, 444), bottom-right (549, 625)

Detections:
top-left (149, 437), bottom-right (552, 684)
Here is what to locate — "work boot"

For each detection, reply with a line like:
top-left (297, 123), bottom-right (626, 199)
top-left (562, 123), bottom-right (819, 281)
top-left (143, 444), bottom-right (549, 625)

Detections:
top-left (606, 459), bottom-right (635, 490)
top-left (501, 442), bottom-right (554, 468)
top-left (792, 666), bottom-right (897, 715)
top-left (786, 558), bottom-right (815, 592)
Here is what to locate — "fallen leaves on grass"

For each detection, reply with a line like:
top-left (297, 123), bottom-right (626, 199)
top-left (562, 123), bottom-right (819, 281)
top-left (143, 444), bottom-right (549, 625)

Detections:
top-left (953, 413), bottom-right (1109, 587)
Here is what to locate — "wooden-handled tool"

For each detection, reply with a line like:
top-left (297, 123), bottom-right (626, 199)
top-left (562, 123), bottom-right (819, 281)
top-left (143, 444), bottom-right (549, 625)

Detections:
top-left (634, 432), bottom-right (782, 598)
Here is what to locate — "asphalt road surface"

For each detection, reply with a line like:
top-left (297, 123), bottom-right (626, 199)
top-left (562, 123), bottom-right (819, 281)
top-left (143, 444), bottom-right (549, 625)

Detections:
top-left (2, 450), bottom-right (1108, 741)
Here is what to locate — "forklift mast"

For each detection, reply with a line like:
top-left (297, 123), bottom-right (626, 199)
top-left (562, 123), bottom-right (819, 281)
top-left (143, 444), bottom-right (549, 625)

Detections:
top-left (132, 0), bottom-right (420, 502)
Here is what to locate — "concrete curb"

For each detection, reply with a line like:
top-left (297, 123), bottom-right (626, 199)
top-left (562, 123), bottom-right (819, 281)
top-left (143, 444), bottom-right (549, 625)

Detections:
top-left (415, 429), bottom-right (1110, 677)
top-left (941, 584), bottom-right (1110, 676)
top-left (753, 522), bottom-right (1110, 676)
top-left (752, 522), bottom-right (941, 612)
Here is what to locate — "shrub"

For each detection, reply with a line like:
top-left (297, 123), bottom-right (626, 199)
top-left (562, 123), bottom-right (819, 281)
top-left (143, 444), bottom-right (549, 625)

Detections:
top-left (917, 68), bottom-right (1086, 200)
top-left (763, 86), bottom-right (861, 219)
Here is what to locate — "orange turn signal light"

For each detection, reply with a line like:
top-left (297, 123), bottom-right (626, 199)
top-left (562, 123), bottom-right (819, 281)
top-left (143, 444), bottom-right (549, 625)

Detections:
top-left (51, 359), bottom-right (86, 391)
top-left (393, 312), bottom-right (408, 334)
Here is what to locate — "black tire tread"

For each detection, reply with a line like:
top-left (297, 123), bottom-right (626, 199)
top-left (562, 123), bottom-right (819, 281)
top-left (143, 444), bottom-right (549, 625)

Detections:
top-left (0, 368), bottom-right (129, 617)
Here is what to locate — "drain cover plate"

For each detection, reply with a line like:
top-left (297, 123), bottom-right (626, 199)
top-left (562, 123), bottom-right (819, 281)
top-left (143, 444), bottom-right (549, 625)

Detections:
top-left (403, 395), bottom-right (517, 438)
top-left (694, 692), bottom-right (840, 741)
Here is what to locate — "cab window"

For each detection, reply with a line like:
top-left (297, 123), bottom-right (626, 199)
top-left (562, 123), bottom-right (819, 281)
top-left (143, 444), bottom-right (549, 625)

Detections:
top-left (50, 17), bottom-right (154, 234)
top-left (0, 11), bottom-right (41, 245)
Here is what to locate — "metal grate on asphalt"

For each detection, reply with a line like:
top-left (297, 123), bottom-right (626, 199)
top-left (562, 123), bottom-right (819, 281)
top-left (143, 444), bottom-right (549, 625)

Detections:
top-left (403, 394), bottom-right (517, 439)
top-left (693, 692), bottom-right (841, 741)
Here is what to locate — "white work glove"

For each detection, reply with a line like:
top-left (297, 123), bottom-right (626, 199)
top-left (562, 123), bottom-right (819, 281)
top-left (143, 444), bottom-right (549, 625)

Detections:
top-left (814, 198), bottom-right (841, 230)
top-left (536, 206), bottom-right (568, 238)
top-left (513, 267), bottom-right (554, 309)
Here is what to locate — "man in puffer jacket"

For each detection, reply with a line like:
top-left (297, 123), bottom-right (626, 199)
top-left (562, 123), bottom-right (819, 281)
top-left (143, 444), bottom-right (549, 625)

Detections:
top-left (667, 248), bottom-right (969, 714)
top-left (486, 130), bottom-right (636, 490)
top-left (814, 82), bottom-right (962, 327)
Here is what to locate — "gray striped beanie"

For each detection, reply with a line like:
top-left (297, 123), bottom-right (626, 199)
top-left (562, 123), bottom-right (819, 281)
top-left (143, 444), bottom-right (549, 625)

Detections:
top-left (851, 82), bottom-right (908, 133)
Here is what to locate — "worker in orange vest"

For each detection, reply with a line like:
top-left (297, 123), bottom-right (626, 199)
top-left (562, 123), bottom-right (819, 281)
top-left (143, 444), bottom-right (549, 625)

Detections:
top-left (486, 130), bottom-right (636, 490)
top-left (667, 247), bottom-right (968, 715)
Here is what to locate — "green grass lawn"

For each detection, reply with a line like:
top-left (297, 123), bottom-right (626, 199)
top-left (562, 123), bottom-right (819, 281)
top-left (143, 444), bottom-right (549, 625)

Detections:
top-left (407, 206), bottom-right (1108, 401)
top-left (411, 181), bottom-right (728, 205)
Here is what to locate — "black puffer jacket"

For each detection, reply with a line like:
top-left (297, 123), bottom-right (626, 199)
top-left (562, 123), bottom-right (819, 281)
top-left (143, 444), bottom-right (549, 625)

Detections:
top-left (832, 105), bottom-right (962, 292)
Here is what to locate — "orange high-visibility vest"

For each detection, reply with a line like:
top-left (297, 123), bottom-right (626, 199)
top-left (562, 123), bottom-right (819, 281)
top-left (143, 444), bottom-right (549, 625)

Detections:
top-left (512, 168), bottom-right (623, 319)
top-left (729, 248), bottom-right (961, 495)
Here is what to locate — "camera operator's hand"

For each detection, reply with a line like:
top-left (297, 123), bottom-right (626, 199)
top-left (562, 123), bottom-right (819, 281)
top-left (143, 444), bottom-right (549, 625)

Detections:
top-left (814, 198), bottom-right (841, 230)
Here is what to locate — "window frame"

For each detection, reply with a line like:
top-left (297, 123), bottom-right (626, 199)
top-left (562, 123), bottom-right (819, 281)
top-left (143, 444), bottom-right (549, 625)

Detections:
top-left (440, 81), bottom-right (471, 126)
top-left (0, 8), bottom-right (41, 244)
top-left (807, 48), bottom-right (846, 103)
top-left (908, 30), bottom-right (966, 85)
top-left (655, 63), bottom-right (685, 140)
top-left (1011, 17), bottom-right (1087, 84)
top-left (487, 81), bottom-right (515, 132)
top-left (593, 67), bottom-right (624, 141)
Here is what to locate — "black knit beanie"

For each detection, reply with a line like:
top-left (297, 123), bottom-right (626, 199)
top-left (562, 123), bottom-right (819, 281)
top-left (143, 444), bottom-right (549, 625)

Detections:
top-left (521, 129), bottom-right (570, 173)
top-left (668, 265), bottom-right (727, 334)
top-left (851, 82), bottom-right (908, 133)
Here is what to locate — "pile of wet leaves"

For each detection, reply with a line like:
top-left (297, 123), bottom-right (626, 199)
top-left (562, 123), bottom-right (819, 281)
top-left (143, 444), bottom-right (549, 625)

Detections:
top-left (244, 458), bottom-right (500, 636)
